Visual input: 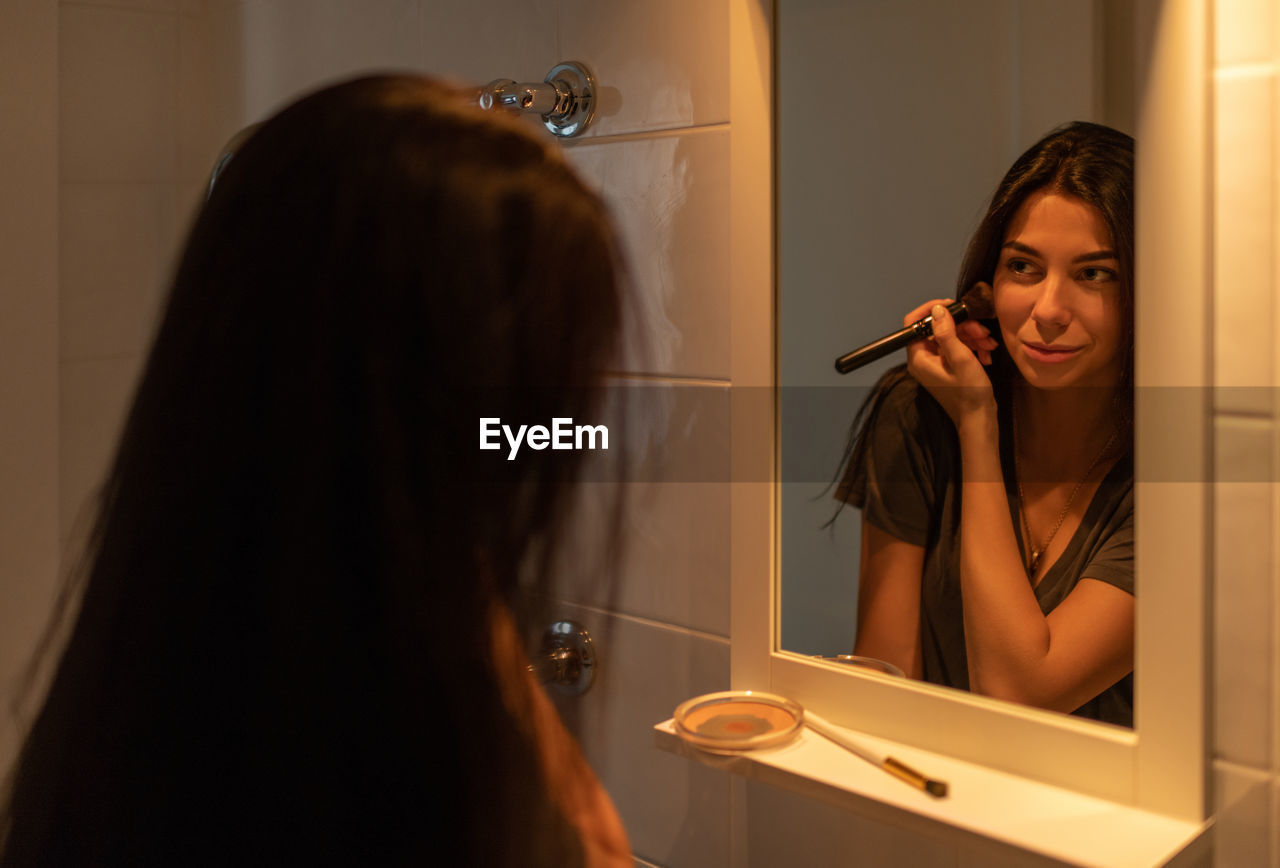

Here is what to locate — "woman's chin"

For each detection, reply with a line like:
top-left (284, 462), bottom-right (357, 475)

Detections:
top-left (1011, 353), bottom-right (1121, 392)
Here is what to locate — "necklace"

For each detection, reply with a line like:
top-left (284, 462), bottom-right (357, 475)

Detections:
top-left (1012, 394), bottom-right (1120, 579)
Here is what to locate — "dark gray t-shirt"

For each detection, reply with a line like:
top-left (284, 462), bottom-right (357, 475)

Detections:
top-left (837, 373), bottom-right (1134, 727)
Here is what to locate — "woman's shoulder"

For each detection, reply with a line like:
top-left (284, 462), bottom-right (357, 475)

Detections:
top-left (865, 367), bottom-right (949, 434)
top-left (835, 365), bottom-right (954, 514)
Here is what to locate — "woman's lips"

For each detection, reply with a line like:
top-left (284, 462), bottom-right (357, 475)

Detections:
top-left (1021, 342), bottom-right (1083, 364)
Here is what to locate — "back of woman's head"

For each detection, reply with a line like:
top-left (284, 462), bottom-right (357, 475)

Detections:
top-left (957, 120), bottom-right (1135, 390)
top-left (2, 75), bottom-right (622, 865)
top-left (181, 74), bottom-right (623, 593)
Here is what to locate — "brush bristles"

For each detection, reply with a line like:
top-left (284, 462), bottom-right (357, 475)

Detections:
top-left (961, 283), bottom-right (995, 319)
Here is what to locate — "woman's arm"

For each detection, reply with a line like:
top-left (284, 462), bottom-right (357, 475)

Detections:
top-left (853, 519), bottom-right (924, 679)
top-left (948, 404), bottom-right (1133, 709)
top-left (848, 297), bottom-right (995, 681)
top-left (908, 302), bottom-right (1133, 712)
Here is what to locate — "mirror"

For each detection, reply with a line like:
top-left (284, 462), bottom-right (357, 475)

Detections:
top-left (777, 1), bottom-right (1139, 723)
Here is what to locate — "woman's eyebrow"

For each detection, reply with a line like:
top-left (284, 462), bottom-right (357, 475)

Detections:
top-left (1002, 240), bottom-right (1042, 258)
top-left (1072, 249), bottom-right (1119, 263)
top-left (1001, 240), bottom-right (1118, 263)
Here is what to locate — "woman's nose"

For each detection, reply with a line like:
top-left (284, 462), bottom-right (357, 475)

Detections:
top-left (1030, 273), bottom-right (1072, 328)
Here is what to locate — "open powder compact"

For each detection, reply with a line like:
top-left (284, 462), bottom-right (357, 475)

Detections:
top-left (672, 690), bottom-right (804, 754)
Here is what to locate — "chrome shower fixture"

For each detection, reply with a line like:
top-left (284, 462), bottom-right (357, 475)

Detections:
top-left (477, 61), bottom-right (597, 138)
top-left (528, 620), bottom-right (597, 695)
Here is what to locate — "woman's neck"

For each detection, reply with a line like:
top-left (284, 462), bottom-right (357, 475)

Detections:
top-left (1012, 380), bottom-right (1125, 473)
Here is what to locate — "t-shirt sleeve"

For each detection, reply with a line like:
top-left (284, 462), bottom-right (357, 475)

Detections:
top-left (1079, 493), bottom-right (1134, 596)
top-left (835, 377), bottom-right (937, 547)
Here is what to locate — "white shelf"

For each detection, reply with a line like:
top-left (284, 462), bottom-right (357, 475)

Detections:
top-left (655, 718), bottom-right (1209, 867)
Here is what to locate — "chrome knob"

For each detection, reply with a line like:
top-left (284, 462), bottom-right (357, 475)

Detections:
top-left (529, 620), bottom-right (597, 695)
top-left (475, 62), bottom-right (598, 138)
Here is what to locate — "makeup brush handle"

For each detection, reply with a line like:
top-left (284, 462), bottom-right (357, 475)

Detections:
top-left (802, 711), bottom-right (883, 766)
top-left (834, 299), bottom-right (969, 375)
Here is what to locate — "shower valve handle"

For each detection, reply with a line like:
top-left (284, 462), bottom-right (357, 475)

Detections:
top-left (528, 620), bottom-right (597, 695)
top-left (476, 61), bottom-right (597, 138)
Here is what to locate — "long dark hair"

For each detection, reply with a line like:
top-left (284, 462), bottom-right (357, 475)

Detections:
top-left (2, 75), bottom-right (624, 865)
top-left (836, 121), bottom-right (1135, 500)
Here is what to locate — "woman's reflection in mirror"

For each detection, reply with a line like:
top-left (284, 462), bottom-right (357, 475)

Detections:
top-left (1, 75), bottom-right (632, 864)
top-left (834, 122), bottom-right (1135, 727)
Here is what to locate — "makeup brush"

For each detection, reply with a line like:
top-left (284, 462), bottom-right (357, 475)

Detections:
top-left (804, 711), bottom-right (949, 798)
top-left (834, 283), bottom-right (995, 375)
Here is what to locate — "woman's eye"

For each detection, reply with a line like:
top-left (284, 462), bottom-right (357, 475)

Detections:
top-left (1006, 258), bottom-right (1038, 276)
top-left (1079, 266), bottom-right (1118, 282)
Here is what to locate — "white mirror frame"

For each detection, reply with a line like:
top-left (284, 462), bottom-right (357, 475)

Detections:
top-left (729, 0), bottom-right (1208, 818)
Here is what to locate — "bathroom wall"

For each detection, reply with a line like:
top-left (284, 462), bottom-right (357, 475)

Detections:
top-left (10, 0), bottom-right (1280, 866)
top-left (0, 0), bottom-right (59, 773)
top-left (56, 0), bottom-right (237, 558)
top-left (0, 0), bottom-right (210, 783)
top-left (1207, 1), bottom-right (1280, 864)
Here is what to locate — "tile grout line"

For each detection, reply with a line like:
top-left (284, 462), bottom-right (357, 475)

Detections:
top-left (562, 122), bottom-right (731, 149)
top-left (60, 1), bottom-right (184, 15)
top-left (1215, 62), bottom-right (1280, 80)
top-left (1215, 757), bottom-right (1276, 780)
top-left (60, 351), bottom-right (144, 366)
top-left (1214, 410), bottom-right (1278, 424)
top-left (605, 371), bottom-right (731, 388)
top-left (556, 599), bottom-right (729, 645)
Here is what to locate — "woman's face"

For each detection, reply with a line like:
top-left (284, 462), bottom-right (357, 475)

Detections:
top-left (993, 190), bottom-right (1126, 391)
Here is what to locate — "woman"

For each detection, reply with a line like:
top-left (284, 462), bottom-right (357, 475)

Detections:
top-left (838, 122), bottom-right (1135, 726)
top-left (2, 76), bottom-right (630, 864)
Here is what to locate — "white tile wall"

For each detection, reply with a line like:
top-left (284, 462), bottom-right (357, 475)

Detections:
top-left (609, 479), bottom-right (731, 635)
top-left (1213, 70), bottom-right (1274, 416)
top-left (1215, 0), bottom-right (1275, 66)
top-left (1211, 1), bottom-right (1280, 866)
top-left (178, 8), bottom-right (216, 182)
top-left (567, 130), bottom-right (732, 380)
top-left (234, 0), bottom-right (422, 121)
top-left (60, 5), bottom-right (178, 183)
top-left (1215, 763), bottom-right (1273, 866)
top-left (0, 0), bottom-right (60, 787)
top-left (68, 0), bottom-right (183, 12)
top-left (57, 0), bottom-right (200, 545)
top-left (557, 0), bottom-right (729, 137)
top-left (414, 0), bottom-right (558, 88)
top-left (550, 604), bottom-right (731, 866)
top-left (1213, 418), bottom-right (1273, 768)
top-left (743, 782), bottom-right (962, 868)
top-left (59, 354), bottom-right (145, 544)
top-left (553, 384), bottom-right (732, 636)
top-left (59, 184), bottom-right (178, 361)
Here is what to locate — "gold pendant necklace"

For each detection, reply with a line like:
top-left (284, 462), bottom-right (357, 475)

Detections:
top-left (1012, 394), bottom-right (1120, 579)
